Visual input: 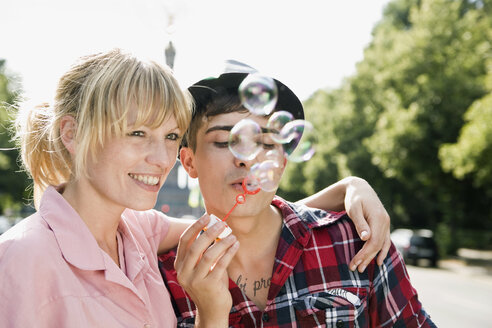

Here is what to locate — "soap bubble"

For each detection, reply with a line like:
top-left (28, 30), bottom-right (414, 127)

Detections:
top-left (239, 73), bottom-right (278, 116)
top-left (267, 111), bottom-right (294, 144)
top-left (250, 160), bottom-right (283, 192)
top-left (280, 120), bottom-right (316, 162)
top-left (264, 149), bottom-right (285, 165)
top-left (229, 119), bottom-right (262, 161)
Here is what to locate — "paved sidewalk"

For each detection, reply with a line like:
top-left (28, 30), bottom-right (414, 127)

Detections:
top-left (439, 248), bottom-right (492, 277)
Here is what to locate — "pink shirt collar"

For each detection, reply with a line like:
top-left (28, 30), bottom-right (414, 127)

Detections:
top-left (39, 186), bottom-right (107, 271)
top-left (38, 186), bottom-right (151, 297)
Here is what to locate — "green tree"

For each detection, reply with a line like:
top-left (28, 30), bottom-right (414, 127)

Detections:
top-left (0, 59), bottom-right (30, 215)
top-left (361, 0), bottom-right (492, 242)
top-left (439, 68), bottom-right (492, 191)
top-left (279, 0), bottom-right (492, 252)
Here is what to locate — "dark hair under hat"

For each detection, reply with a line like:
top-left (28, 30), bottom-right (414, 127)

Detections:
top-left (187, 70), bottom-right (304, 121)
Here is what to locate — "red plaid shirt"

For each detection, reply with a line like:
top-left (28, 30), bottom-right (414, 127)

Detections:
top-left (159, 197), bottom-right (436, 327)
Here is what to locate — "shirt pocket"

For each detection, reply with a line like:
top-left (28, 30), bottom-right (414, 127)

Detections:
top-left (293, 287), bottom-right (369, 328)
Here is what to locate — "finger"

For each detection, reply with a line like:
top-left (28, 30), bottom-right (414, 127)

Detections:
top-left (176, 216), bottom-right (228, 276)
top-left (357, 245), bottom-right (379, 273)
top-left (207, 240), bottom-right (240, 280)
top-left (376, 233), bottom-right (392, 266)
top-left (350, 251), bottom-right (377, 272)
top-left (347, 205), bottom-right (371, 241)
top-left (350, 213), bottom-right (390, 272)
top-left (180, 215), bottom-right (211, 248)
top-left (349, 238), bottom-right (380, 272)
top-left (177, 220), bottom-right (230, 280)
top-left (194, 235), bottom-right (238, 278)
top-left (349, 257), bottom-right (363, 272)
top-left (370, 206), bottom-right (391, 240)
top-left (175, 215), bottom-right (211, 268)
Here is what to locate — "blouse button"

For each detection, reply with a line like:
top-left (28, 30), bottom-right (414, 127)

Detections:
top-left (336, 319), bottom-right (344, 328)
top-left (262, 312), bottom-right (270, 322)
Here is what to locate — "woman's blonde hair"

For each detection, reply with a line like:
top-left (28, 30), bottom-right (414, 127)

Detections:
top-left (15, 48), bottom-right (192, 199)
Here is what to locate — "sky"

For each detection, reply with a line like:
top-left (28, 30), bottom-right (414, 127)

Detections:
top-left (1, 0), bottom-right (390, 103)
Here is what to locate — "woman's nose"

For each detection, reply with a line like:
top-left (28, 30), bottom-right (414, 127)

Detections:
top-left (146, 141), bottom-right (177, 168)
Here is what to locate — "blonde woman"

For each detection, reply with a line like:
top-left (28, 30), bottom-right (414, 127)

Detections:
top-left (0, 48), bottom-right (390, 327)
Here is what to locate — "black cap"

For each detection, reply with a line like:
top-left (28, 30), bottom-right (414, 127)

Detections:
top-left (187, 61), bottom-right (304, 121)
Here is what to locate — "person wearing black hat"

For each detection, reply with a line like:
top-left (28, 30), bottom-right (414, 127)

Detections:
top-left (176, 61), bottom-right (390, 267)
top-left (159, 66), bottom-right (435, 327)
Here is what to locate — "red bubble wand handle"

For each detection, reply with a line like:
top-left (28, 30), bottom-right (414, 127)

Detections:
top-left (222, 177), bottom-right (260, 221)
top-left (202, 177), bottom-right (261, 240)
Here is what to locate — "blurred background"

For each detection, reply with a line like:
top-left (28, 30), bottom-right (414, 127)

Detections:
top-left (1, 0), bottom-right (491, 326)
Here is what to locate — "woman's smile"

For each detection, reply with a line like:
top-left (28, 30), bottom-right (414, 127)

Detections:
top-left (128, 173), bottom-right (160, 186)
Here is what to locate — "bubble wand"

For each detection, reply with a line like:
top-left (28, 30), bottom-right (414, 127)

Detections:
top-left (222, 177), bottom-right (261, 221)
top-left (203, 177), bottom-right (260, 239)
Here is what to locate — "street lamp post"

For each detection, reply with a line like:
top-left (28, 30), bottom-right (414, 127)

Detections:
top-left (165, 41), bottom-right (176, 69)
top-left (157, 22), bottom-right (204, 218)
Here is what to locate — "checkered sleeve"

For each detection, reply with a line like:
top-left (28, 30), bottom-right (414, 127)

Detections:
top-left (368, 243), bottom-right (437, 327)
top-left (158, 250), bottom-right (197, 328)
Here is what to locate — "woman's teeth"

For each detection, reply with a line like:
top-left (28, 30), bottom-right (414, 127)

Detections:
top-left (129, 174), bottom-right (159, 186)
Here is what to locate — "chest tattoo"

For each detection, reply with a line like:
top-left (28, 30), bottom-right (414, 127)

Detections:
top-left (235, 274), bottom-right (272, 296)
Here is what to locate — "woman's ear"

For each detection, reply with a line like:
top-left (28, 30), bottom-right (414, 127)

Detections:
top-left (179, 147), bottom-right (198, 179)
top-left (60, 115), bottom-right (77, 154)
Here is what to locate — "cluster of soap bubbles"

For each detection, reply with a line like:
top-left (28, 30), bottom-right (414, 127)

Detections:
top-left (229, 73), bottom-right (317, 193)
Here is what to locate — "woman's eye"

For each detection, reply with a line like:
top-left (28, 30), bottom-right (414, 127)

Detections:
top-left (166, 133), bottom-right (180, 140)
top-left (128, 131), bottom-right (145, 137)
top-left (263, 143), bottom-right (276, 150)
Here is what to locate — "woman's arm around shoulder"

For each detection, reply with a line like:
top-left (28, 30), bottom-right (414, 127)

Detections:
top-left (156, 214), bottom-right (195, 255)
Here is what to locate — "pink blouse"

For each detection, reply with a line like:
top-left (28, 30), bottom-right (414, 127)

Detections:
top-left (0, 186), bottom-right (177, 327)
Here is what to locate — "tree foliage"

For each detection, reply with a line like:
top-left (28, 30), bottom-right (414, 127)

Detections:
top-left (278, 0), bottom-right (492, 252)
top-left (440, 65), bottom-right (492, 188)
top-left (0, 60), bottom-right (30, 215)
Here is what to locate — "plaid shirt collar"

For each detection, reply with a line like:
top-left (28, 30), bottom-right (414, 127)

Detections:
top-left (274, 195), bottom-right (345, 243)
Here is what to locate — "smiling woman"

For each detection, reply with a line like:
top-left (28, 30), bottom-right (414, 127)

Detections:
top-left (0, 48), bottom-right (197, 327)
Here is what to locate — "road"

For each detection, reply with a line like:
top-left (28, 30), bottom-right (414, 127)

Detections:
top-left (406, 264), bottom-right (492, 327)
